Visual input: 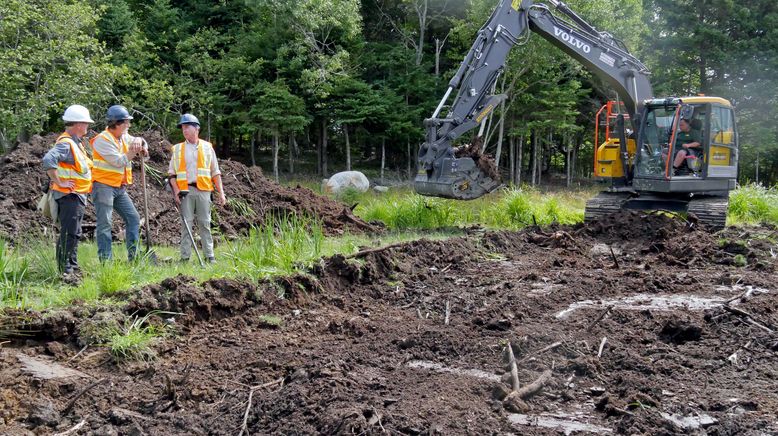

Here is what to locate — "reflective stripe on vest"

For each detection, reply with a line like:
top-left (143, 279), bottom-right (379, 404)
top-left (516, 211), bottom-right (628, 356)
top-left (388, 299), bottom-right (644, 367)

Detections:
top-left (172, 140), bottom-right (214, 192)
top-left (91, 131), bottom-right (133, 187)
top-left (51, 133), bottom-right (93, 194)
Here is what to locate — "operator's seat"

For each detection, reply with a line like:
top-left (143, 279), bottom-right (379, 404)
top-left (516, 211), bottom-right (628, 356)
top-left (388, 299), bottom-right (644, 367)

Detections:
top-left (686, 118), bottom-right (704, 173)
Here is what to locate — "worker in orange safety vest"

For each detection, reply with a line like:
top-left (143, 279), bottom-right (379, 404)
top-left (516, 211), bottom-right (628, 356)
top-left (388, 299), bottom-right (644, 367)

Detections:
top-left (41, 105), bottom-right (94, 281)
top-left (167, 113), bottom-right (226, 263)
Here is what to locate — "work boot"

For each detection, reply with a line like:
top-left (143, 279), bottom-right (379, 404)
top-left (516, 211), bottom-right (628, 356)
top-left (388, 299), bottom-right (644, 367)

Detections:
top-left (179, 258), bottom-right (190, 264)
top-left (61, 271), bottom-right (81, 286)
top-left (207, 257), bottom-right (216, 264)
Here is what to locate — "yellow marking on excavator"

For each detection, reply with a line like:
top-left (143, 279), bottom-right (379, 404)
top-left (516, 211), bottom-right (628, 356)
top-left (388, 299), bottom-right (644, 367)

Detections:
top-left (512, 0), bottom-right (522, 10)
top-left (475, 104), bottom-right (495, 123)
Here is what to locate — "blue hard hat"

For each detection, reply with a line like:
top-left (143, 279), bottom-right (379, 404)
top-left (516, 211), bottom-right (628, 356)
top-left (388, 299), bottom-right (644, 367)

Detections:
top-left (177, 113), bottom-right (200, 127)
top-left (106, 105), bottom-right (133, 122)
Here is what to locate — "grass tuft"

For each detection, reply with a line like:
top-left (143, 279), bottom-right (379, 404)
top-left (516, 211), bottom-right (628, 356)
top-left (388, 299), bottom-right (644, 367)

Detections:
top-left (106, 311), bottom-right (172, 361)
top-left (258, 314), bottom-right (283, 327)
top-left (728, 184), bottom-right (778, 226)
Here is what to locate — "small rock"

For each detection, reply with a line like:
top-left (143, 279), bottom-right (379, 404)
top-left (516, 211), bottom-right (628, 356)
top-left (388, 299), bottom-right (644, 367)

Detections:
top-left (492, 384), bottom-right (511, 401)
top-left (27, 400), bottom-right (60, 427)
top-left (290, 368), bottom-right (309, 382)
top-left (503, 391), bottom-right (530, 413)
top-left (373, 185), bottom-right (389, 193)
top-left (589, 386), bottom-right (607, 396)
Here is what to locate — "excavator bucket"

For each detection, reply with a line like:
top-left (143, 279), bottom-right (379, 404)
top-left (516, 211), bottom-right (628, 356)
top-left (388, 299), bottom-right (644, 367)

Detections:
top-left (414, 138), bottom-right (501, 200)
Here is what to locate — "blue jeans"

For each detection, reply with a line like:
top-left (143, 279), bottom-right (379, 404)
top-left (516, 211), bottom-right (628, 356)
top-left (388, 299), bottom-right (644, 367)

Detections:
top-left (92, 182), bottom-right (140, 261)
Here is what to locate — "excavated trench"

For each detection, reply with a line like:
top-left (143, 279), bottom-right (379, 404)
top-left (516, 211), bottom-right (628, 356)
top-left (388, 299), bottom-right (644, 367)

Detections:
top-left (1, 211), bottom-right (777, 435)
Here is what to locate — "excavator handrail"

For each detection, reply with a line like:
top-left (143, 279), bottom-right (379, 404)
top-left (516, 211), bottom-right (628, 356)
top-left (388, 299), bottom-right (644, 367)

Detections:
top-left (664, 108), bottom-right (682, 180)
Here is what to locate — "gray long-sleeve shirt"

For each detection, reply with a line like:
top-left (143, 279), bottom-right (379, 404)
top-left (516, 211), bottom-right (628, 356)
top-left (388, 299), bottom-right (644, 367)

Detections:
top-left (91, 132), bottom-right (138, 169)
top-left (41, 134), bottom-right (87, 202)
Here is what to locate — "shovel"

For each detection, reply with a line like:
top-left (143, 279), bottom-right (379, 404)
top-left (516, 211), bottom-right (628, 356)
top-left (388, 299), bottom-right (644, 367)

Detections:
top-left (139, 158), bottom-right (159, 264)
top-left (177, 191), bottom-right (205, 267)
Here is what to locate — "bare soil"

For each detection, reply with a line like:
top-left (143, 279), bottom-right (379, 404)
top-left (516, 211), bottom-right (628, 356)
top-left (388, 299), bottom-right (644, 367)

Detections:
top-left (0, 132), bottom-right (378, 245)
top-left (1, 212), bottom-right (777, 435)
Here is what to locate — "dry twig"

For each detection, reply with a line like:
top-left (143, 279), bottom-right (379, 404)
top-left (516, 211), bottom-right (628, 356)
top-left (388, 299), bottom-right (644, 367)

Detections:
top-left (63, 378), bottom-right (107, 415)
top-left (53, 419), bottom-right (87, 436)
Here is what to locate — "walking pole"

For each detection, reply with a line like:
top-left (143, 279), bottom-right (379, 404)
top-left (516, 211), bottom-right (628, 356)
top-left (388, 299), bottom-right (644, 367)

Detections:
top-left (177, 191), bottom-right (205, 267)
top-left (139, 158), bottom-right (158, 263)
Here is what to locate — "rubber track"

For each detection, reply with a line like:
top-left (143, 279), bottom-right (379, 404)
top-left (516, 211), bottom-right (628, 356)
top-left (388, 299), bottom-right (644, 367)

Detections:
top-left (687, 196), bottom-right (728, 231)
top-left (584, 192), bottom-right (630, 222)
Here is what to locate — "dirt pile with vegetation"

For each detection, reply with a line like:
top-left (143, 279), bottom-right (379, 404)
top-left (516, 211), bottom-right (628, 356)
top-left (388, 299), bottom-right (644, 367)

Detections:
top-left (0, 132), bottom-right (378, 245)
top-left (1, 212), bottom-right (776, 434)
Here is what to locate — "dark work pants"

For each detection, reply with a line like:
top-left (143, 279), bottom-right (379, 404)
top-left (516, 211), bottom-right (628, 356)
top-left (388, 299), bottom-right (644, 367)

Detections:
top-left (56, 194), bottom-right (85, 274)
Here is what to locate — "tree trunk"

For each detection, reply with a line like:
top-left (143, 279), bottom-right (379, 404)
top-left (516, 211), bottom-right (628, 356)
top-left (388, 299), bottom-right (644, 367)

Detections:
top-left (322, 119), bottom-right (328, 176)
top-left (407, 140), bottom-right (412, 181)
top-left (288, 133), bottom-right (295, 175)
top-left (272, 129), bottom-right (279, 182)
top-left (531, 131), bottom-right (540, 186)
top-left (250, 131), bottom-right (256, 167)
top-left (415, 0), bottom-right (428, 66)
top-left (566, 134), bottom-right (572, 188)
top-left (494, 101), bottom-right (506, 167)
top-left (517, 134), bottom-right (524, 186)
top-left (344, 124), bottom-right (351, 171)
top-left (380, 137), bottom-right (386, 185)
top-left (509, 135), bottom-right (515, 186)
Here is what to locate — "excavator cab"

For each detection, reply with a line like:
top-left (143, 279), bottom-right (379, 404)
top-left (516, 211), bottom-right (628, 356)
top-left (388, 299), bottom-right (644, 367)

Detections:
top-left (586, 97), bottom-right (738, 229)
top-left (632, 97), bottom-right (739, 188)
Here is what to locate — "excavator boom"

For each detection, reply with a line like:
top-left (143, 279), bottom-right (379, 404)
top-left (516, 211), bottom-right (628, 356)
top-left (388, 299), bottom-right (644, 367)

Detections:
top-left (414, 0), bottom-right (653, 200)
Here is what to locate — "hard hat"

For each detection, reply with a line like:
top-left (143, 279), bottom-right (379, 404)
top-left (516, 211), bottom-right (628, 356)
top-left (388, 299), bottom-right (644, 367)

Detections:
top-left (62, 105), bottom-right (94, 123)
top-left (106, 105), bottom-right (134, 122)
top-left (177, 113), bottom-right (200, 128)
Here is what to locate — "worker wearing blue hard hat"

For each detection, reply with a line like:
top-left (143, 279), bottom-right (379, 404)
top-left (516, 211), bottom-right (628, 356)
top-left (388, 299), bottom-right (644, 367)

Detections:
top-left (168, 113), bottom-right (226, 263)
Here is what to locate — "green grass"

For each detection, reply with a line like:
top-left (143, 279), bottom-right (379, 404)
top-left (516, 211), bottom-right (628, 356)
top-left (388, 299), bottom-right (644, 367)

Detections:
top-left (1, 183), bottom-right (771, 313)
top-left (105, 311), bottom-right (171, 361)
top-left (258, 314), bottom-right (283, 327)
top-left (355, 185), bottom-right (589, 230)
top-left (728, 184), bottom-right (778, 226)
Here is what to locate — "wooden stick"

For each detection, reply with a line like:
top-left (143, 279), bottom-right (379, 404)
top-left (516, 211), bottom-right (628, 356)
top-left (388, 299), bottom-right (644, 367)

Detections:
top-left (506, 343), bottom-right (520, 391)
top-left (238, 389), bottom-right (254, 436)
top-left (53, 419), bottom-right (87, 436)
top-left (345, 242), bottom-right (406, 259)
top-left (63, 378), bottom-right (107, 415)
top-left (517, 342), bottom-right (562, 364)
top-left (444, 301), bottom-right (451, 326)
top-left (586, 306), bottom-right (612, 331)
top-left (609, 246), bottom-right (620, 269)
top-left (516, 369), bottom-right (552, 399)
top-left (597, 337), bottom-right (608, 358)
top-left (250, 377), bottom-right (284, 392)
top-left (68, 344), bottom-right (89, 362)
top-left (724, 306), bottom-right (775, 333)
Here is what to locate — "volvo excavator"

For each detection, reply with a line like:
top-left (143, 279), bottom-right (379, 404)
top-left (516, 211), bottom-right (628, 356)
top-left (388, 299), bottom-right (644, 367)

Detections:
top-left (414, 0), bottom-right (737, 229)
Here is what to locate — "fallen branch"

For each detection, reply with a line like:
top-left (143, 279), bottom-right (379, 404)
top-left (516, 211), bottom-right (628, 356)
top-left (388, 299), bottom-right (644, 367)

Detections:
top-left (68, 344), bottom-right (89, 362)
top-left (444, 301), bottom-right (451, 326)
top-left (53, 419), bottom-right (87, 436)
top-left (506, 343), bottom-right (520, 391)
top-left (609, 246), bottom-right (620, 269)
top-left (63, 378), bottom-right (107, 415)
top-left (238, 378), bottom-right (284, 436)
top-left (724, 305), bottom-right (775, 334)
top-left (345, 242), bottom-right (406, 259)
top-left (238, 389), bottom-right (254, 436)
top-left (586, 307), bottom-right (612, 331)
top-left (517, 342), bottom-right (562, 364)
top-left (516, 369), bottom-right (553, 400)
top-left (597, 337), bottom-right (608, 358)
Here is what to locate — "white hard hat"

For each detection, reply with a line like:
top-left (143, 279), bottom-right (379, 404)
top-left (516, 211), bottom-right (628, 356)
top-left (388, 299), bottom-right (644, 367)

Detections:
top-left (62, 105), bottom-right (94, 123)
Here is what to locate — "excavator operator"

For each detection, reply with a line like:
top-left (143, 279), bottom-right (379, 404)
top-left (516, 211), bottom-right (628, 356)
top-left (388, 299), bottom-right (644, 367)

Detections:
top-left (672, 118), bottom-right (702, 174)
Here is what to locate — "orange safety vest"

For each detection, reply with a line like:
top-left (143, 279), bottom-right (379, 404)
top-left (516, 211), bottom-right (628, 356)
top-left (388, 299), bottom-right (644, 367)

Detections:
top-left (172, 140), bottom-right (214, 192)
top-left (91, 130), bottom-right (133, 187)
top-left (51, 133), bottom-right (93, 194)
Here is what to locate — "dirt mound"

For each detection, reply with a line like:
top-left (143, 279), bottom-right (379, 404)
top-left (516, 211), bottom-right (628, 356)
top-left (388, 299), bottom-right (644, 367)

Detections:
top-left (1, 218), bottom-right (777, 434)
top-left (0, 131), bottom-right (379, 245)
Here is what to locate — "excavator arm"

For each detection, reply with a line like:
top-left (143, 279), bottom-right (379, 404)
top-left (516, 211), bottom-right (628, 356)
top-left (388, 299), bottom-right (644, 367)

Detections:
top-left (415, 0), bottom-right (653, 200)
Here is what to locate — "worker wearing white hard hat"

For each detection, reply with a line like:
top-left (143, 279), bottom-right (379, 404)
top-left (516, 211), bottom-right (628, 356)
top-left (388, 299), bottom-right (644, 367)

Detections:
top-left (41, 105), bottom-right (95, 283)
